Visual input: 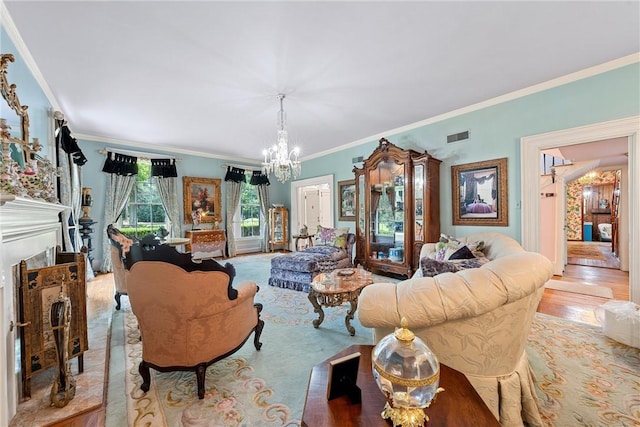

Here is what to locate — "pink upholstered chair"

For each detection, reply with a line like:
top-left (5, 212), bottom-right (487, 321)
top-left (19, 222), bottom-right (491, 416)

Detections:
top-left (124, 242), bottom-right (264, 399)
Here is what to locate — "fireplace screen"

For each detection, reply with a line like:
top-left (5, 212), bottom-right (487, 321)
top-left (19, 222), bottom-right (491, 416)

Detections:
top-left (17, 248), bottom-right (88, 399)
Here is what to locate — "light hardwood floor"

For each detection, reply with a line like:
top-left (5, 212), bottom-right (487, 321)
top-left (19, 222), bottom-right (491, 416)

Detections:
top-left (538, 244), bottom-right (629, 325)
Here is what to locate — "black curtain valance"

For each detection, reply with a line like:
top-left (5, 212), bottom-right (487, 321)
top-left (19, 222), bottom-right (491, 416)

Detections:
top-left (150, 158), bottom-right (177, 178)
top-left (55, 120), bottom-right (87, 166)
top-left (102, 152), bottom-right (138, 176)
top-left (249, 170), bottom-right (270, 186)
top-left (224, 166), bottom-right (246, 183)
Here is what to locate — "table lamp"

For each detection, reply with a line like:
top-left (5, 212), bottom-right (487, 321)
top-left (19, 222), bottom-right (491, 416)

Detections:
top-left (371, 317), bottom-right (444, 427)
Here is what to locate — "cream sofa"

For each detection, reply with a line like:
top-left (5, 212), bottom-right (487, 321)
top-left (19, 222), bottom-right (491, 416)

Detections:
top-left (358, 232), bottom-right (553, 427)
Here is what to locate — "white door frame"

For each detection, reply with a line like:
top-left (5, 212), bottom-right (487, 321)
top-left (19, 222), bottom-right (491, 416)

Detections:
top-left (521, 116), bottom-right (639, 304)
top-left (290, 174), bottom-right (334, 243)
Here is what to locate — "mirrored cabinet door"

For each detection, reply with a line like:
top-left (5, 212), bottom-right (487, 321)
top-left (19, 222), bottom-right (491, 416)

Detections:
top-left (354, 138), bottom-right (440, 277)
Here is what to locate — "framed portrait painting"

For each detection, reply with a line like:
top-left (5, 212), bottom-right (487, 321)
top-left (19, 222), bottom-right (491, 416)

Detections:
top-left (182, 176), bottom-right (222, 224)
top-left (451, 158), bottom-right (508, 226)
top-left (338, 179), bottom-right (356, 221)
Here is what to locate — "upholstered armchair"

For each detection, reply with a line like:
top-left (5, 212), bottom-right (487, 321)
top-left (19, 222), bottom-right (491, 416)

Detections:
top-left (358, 232), bottom-right (553, 427)
top-left (124, 242), bottom-right (264, 399)
top-left (106, 224), bottom-right (133, 310)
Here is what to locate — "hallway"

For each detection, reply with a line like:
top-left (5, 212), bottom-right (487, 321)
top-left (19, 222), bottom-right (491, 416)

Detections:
top-left (567, 241), bottom-right (620, 269)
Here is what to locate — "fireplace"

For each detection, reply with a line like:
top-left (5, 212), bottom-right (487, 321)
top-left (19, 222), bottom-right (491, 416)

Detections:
top-left (0, 195), bottom-right (68, 425)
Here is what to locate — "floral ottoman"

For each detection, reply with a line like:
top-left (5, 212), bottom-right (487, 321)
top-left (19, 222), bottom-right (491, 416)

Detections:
top-left (268, 233), bottom-right (355, 292)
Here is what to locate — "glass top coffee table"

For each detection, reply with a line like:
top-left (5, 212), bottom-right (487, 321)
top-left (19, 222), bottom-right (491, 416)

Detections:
top-left (308, 268), bottom-right (374, 336)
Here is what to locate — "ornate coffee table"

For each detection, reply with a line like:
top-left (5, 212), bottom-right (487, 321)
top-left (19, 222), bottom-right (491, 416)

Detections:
top-left (308, 268), bottom-right (374, 335)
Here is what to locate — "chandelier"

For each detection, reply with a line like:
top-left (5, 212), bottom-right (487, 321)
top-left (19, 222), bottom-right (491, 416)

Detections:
top-left (262, 94), bottom-right (301, 183)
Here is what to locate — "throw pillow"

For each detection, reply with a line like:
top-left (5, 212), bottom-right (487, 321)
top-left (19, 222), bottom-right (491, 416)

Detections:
top-left (315, 226), bottom-right (349, 247)
top-left (421, 258), bottom-right (462, 277)
top-left (420, 256), bottom-right (491, 277)
top-left (431, 234), bottom-right (485, 261)
top-left (448, 245), bottom-right (476, 260)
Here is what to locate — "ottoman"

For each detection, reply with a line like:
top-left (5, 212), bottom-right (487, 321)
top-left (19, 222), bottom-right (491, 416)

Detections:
top-left (268, 235), bottom-right (355, 292)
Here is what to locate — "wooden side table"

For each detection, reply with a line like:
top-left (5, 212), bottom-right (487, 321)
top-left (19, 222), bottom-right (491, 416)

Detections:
top-left (293, 234), bottom-right (315, 251)
top-left (302, 345), bottom-right (500, 427)
top-left (185, 229), bottom-right (227, 259)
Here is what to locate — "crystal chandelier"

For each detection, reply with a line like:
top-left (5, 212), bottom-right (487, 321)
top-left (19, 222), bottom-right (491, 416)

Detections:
top-left (262, 94), bottom-right (301, 183)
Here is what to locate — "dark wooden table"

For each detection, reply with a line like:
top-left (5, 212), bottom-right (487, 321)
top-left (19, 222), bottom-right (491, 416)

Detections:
top-left (302, 345), bottom-right (500, 427)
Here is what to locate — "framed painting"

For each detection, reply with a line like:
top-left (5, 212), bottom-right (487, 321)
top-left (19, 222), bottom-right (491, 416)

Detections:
top-left (452, 157), bottom-right (508, 226)
top-left (182, 176), bottom-right (222, 224)
top-left (338, 179), bottom-right (356, 221)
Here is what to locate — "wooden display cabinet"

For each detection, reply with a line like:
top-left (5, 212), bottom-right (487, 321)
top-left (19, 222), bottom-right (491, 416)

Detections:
top-left (269, 206), bottom-right (289, 251)
top-left (354, 138), bottom-right (440, 277)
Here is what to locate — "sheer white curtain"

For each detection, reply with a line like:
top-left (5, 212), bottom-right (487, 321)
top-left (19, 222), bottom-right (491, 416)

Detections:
top-left (153, 176), bottom-right (181, 238)
top-left (101, 174), bottom-right (136, 272)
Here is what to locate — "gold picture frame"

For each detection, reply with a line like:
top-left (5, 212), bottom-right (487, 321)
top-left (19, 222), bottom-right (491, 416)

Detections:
top-left (182, 176), bottom-right (222, 224)
top-left (452, 157), bottom-right (508, 226)
top-left (338, 179), bottom-right (356, 221)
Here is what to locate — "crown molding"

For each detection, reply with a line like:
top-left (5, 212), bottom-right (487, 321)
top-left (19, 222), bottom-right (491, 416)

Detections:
top-left (304, 52), bottom-right (640, 161)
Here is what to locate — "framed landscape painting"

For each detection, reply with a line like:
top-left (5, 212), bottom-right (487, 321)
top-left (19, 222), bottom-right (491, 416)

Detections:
top-left (338, 179), bottom-right (356, 221)
top-left (452, 158), bottom-right (508, 226)
top-left (182, 176), bottom-right (222, 224)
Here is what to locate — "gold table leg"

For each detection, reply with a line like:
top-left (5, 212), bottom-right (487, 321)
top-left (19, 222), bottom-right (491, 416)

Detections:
top-left (345, 297), bottom-right (358, 336)
top-left (308, 290), bottom-right (325, 328)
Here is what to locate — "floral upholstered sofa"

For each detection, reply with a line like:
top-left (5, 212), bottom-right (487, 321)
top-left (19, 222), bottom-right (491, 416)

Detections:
top-left (358, 232), bottom-right (553, 427)
top-left (268, 226), bottom-right (355, 292)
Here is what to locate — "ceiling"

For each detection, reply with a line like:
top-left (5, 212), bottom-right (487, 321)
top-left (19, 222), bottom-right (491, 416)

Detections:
top-left (3, 1), bottom-right (639, 164)
top-left (544, 137), bottom-right (629, 170)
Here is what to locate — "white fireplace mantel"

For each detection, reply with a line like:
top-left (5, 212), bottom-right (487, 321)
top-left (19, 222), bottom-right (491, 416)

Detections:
top-left (0, 194), bottom-right (70, 243)
top-left (0, 193), bottom-right (69, 425)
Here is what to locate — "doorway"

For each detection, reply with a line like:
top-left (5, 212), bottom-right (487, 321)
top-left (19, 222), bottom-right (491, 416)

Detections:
top-left (521, 116), bottom-right (639, 304)
top-left (290, 174), bottom-right (334, 243)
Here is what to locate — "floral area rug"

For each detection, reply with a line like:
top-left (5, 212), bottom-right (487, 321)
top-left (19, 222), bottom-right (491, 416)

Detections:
top-left (123, 307), bottom-right (299, 427)
top-left (528, 313), bottom-right (640, 427)
top-left (120, 253), bottom-right (640, 427)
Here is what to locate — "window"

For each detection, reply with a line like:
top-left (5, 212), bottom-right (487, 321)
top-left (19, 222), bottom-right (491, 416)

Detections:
top-left (119, 161), bottom-right (168, 238)
top-left (234, 177), bottom-right (262, 238)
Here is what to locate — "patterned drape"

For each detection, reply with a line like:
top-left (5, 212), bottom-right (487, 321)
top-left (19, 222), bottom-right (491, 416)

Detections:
top-left (101, 173), bottom-right (136, 272)
top-left (256, 183), bottom-right (270, 252)
top-left (250, 170), bottom-right (271, 252)
top-left (225, 180), bottom-right (243, 257)
top-left (55, 120), bottom-right (93, 280)
top-left (153, 176), bottom-right (181, 238)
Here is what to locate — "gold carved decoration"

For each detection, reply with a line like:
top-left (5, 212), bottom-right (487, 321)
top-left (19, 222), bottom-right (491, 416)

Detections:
top-left (1, 53), bottom-right (30, 154)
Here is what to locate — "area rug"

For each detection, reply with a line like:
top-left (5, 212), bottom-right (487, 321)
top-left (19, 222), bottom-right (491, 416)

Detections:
top-left (528, 313), bottom-right (640, 427)
top-left (117, 253), bottom-right (639, 427)
top-left (545, 279), bottom-right (614, 299)
top-left (567, 242), bottom-right (608, 260)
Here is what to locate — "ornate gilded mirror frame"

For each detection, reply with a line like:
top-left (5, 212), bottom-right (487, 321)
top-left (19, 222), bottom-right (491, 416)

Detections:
top-left (1, 53), bottom-right (31, 163)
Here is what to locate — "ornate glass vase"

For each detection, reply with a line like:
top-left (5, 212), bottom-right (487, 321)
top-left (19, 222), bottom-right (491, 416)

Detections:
top-left (371, 317), bottom-right (444, 427)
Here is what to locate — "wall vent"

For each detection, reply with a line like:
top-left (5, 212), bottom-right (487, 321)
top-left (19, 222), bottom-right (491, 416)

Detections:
top-left (447, 131), bottom-right (469, 143)
top-left (352, 156), bottom-right (364, 163)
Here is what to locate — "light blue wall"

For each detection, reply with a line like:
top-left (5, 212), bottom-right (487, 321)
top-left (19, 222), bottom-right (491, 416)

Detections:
top-left (1, 26), bottom-right (54, 159)
top-left (4, 19), bottom-right (639, 265)
top-left (303, 63), bottom-right (640, 239)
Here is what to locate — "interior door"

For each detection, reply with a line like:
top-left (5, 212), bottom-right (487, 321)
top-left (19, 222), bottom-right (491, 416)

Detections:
top-left (304, 189), bottom-right (321, 232)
